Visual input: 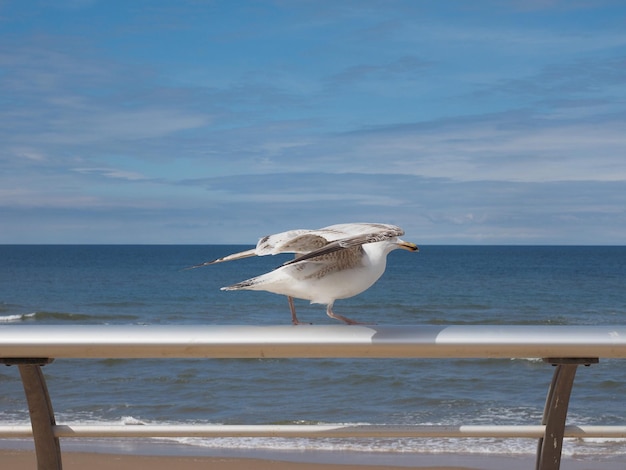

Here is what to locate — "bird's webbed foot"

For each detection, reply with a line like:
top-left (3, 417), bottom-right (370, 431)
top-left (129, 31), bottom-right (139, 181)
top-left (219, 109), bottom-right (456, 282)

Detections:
top-left (326, 306), bottom-right (375, 325)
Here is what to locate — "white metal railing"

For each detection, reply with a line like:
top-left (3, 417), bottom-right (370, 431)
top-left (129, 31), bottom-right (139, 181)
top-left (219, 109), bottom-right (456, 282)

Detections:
top-left (2, 324), bottom-right (626, 470)
top-left (2, 324), bottom-right (626, 358)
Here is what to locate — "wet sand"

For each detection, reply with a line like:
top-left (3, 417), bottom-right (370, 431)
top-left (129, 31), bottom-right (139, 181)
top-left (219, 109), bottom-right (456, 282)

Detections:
top-left (0, 449), bottom-right (477, 469)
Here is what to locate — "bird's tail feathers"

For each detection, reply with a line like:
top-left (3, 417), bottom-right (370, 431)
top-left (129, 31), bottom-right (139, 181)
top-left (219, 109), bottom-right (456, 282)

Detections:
top-left (221, 270), bottom-right (277, 291)
top-left (221, 278), bottom-right (258, 291)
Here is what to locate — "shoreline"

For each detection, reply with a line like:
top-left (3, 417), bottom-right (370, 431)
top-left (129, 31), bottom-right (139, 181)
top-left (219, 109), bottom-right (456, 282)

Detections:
top-left (0, 439), bottom-right (517, 469)
top-left (0, 449), bottom-right (479, 470)
top-left (2, 440), bottom-right (626, 470)
top-left (3, 449), bottom-right (626, 470)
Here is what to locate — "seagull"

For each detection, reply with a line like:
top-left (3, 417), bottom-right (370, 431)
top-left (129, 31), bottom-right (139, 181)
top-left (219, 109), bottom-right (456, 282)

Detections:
top-left (187, 223), bottom-right (418, 325)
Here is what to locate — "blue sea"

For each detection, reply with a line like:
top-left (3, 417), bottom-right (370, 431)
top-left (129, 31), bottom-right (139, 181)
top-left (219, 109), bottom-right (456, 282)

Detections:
top-left (1, 245), bottom-right (625, 467)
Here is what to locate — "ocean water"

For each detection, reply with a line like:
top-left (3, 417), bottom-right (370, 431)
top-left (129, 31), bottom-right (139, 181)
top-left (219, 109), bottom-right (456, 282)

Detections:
top-left (1, 245), bottom-right (625, 465)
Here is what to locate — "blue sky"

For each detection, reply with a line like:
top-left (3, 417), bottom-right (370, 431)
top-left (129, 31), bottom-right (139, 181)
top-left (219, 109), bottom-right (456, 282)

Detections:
top-left (1, 0), bottom-right (625, 244)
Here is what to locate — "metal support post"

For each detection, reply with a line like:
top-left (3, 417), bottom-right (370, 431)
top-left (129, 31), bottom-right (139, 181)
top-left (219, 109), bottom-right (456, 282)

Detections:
top-left (536, 358), bottom-right (598, 470)
top-left (2, 358), bottom-right (62, 470)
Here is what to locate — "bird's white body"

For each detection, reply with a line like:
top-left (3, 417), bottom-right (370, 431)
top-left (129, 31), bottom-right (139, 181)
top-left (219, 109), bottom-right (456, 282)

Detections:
top-left (189, 223), bottom-right (418, 324)
top-left (232, 240), bottom-right (392, 305)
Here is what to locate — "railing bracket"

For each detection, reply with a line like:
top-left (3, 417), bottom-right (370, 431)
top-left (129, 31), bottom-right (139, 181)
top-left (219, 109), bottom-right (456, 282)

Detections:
top-left (1, 358), bottom-right (54, 366)
top-left (2, 358), bottom-right (62, 470)
top-left (536, 357), bottom-right (599, 470)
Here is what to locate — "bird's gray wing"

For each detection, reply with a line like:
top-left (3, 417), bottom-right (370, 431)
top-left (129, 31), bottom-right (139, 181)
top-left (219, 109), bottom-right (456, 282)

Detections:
top-left (319, 223), bottom-right (404, 239)
top-left (186, 223), bottom-right (404, 269)
top-left (281, 225), bottom-right (404, 266)
top-left (265, 223), bottom-right (404, 256)
top-left (256, 230), bottom-right (329, 255)
top-left (184, 229), bottom-right (328, 269)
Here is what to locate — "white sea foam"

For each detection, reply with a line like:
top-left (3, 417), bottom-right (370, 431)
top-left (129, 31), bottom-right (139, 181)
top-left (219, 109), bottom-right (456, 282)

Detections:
top-left (120, 416), bottom-right (147, 425)
top-left (0, 312), bottom-right (36, 323)
top-left (71, 416), bottom-right (620, 459)
top-left (4, 410), bottom-right (625, 460)
top-left (510, 357), bottom-right (543, 363)
top-left (160, 434), bottom-right (626, 458)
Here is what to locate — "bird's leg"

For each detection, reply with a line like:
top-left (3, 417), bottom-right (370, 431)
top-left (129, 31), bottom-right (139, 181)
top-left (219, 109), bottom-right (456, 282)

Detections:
top-left (288, 296), bottom-right (302, 325)
top-left (326, 304), bottom-right (368, 325)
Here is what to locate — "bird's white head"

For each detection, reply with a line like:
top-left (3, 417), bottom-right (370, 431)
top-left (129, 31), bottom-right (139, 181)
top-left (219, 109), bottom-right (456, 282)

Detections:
top-left (368, 238), bottom-right (418, 260)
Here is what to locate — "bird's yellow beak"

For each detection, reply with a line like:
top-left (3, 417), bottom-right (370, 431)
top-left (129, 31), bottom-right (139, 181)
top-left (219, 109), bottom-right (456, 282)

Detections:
top-left (398, 240), bottom-right (419, 252)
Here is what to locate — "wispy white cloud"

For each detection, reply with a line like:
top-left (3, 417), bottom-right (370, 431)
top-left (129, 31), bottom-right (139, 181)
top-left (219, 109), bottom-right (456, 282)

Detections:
top-left (190, 107), bottom-right (625, 184)
top-left (34, 109), bottom-right (210, 145)
top-left (333, 113), bottom-right (626, 182)
top-left (71, 167), bottom-right (151, 181)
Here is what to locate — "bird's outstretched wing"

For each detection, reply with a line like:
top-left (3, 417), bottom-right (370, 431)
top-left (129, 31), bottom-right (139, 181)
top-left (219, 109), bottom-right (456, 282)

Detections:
top-left (281, 223), bottom-right (404, 266)
top-left (185, 223), bottom-right (404, 269)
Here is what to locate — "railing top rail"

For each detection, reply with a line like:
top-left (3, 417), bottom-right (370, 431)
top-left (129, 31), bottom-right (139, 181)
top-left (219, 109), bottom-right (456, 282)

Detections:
top-left (1, 324), bottom-right (625, 359)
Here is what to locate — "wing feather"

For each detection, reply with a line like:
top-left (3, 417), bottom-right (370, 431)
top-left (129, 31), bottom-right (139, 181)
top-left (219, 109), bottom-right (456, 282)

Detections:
top-left (186, 223), bottom-right (404, 269)
top-left (281, 223), bottom-right (404, 266)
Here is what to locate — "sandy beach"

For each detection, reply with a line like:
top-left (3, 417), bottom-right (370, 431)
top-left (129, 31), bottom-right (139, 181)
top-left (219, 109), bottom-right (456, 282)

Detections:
top-left (0, 449), bottom-right (476, 470)
top-left (4, 448), bottom-right (626, 470)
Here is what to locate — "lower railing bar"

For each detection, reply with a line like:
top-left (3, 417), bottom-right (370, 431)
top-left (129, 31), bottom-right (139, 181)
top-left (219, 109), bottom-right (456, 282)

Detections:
top-left (1, 424), bottom-right (626, 439)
